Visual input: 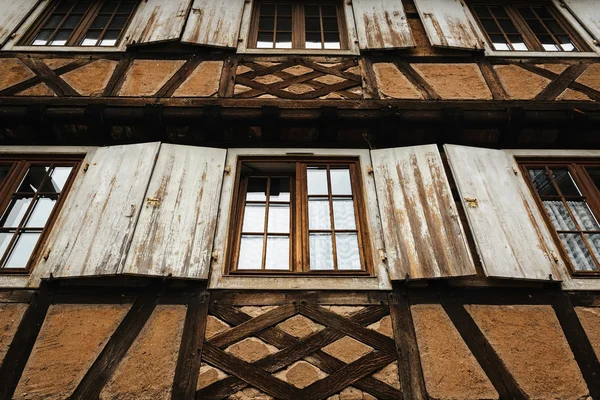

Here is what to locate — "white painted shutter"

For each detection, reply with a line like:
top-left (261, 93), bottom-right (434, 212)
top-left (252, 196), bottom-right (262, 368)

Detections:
top-left (562, 0), bottom-right (600, 44)
top-left (181, 0), bottom-right (245, 48)
top-left (413, 0), bottom-right (483, 50)
top-left (124, 144), bottom-right (227, 279)
top-left (125, 0), bottom-right (192, 45)
top-left (445, 145), bottom-right (558, 281)
top-left (0, 0), bottom-right (39, 46)
top-left (371, 145), bottom-right (476, 280)
top-left (38, 143), bottom-right (160, 279)
top-left (352, 0), bottom-right (415, 50)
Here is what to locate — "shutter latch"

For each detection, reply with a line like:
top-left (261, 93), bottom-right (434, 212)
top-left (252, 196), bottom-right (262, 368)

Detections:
top-left (464, 198), bottom-right (479, 208)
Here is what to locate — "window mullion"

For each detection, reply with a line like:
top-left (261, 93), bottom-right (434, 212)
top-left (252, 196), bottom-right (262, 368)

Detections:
top-left (508, 5), bottom-right (543, 51)
top-left (71, 0), bottom-right (105, 46)
top-left (261, 177), bottom-right (271, 270)
top-left (326, 166), bottom-right (338, 271)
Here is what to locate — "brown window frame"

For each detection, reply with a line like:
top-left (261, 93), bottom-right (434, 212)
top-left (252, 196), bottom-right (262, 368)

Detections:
top-left (249, 0), bottom-right (349, 50)
top-left (468, 0), bottom-right (590, 52)
top-left (20, 0), bottom-right (139, 47)
top-left (0, 155), bottom-right (81, 275)
top-left (520, 158), bottom-right (600, 276)
top-left (226, 157), bottom-right (373, 276)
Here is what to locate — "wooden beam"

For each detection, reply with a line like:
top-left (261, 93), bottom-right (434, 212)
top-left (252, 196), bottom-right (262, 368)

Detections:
top-left (535, 63), bottom-right (589, 101)
top-left (155, 57), bottom-right (203, 98)
top-left (21, 58), bottom-right (80, 97)
top-left (102, 55), bottom-right (133, 97)
top-left (478, 61), bottom-right (508, 101)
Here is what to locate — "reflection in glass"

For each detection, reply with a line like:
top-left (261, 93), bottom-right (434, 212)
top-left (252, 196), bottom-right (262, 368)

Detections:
top-left (265, 236), bottom-right (290, 270)
top-left (18, 167), bottom-right (49, 193)
top-left (26, 197), bottom-right (57, 228)
top-left (49, 167), bottom-right (73, 192)
top-left (247, 178), bottom-right (268, 201)
top-left (269, 178), bottom-right (290, 202)
top-left (310, 233), bottom-right (334, 270)
top-left (268, 204), bottom-right (290, 233)
top-left (0, 232), bottom-right (13, 263)
top-left (333, 199), bottom-right (356, 230)
top-left (336, 233), bottom-right (361, 270)
top-left (529, 169), bottom-right (557, 196)
top-left (307, 168), bottom-right (328, 195)
top-left (238, 236), bottom-right (264, 269)
top-left (309, 199), bottom-right (331, 230)
top-left (242, 204), bottom-right (266, 233)
top-left (2, 198), bottom-right (32, 228)
top-left (330, 168), bottom-right (352, 195)
top-left (5, 232), bottom-right (41, 269)
top-left (551, 169), bottom-right (581, 196)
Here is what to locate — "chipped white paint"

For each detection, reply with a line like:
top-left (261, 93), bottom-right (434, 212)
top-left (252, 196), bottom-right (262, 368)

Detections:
top-left (413, 0), bottom-right (483, 50)
top-left (562, 0), bottom-right (600, 45)
top-left (33, 143), bottom-right (160, 281)
top-left (124, 144), bottom-right (227, 279)
top-left (445, 145), bottom-right (557, 281)
top-left (371, 145), bottom-right (475, 280)
top-left (125, 0), bottom-right (192, 45)
top-left (182, 0), bottom-right (245, 48)
top-left (0, 0), bottom-right (40, 46)
top-left (353, 0), bottom-right (415, 50)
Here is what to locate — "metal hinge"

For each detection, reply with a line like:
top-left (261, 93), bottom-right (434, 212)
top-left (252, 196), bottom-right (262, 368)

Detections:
top-left (212, 250), bottom-right (219, 262)
top-left (379, 249), bottom-right (387, 262)
top-left (224, 165), bottom-right (231, 175)
top-left (146, 197), bottom-right (161, 207)
top-left (464, 197), bottom-right (479, 208)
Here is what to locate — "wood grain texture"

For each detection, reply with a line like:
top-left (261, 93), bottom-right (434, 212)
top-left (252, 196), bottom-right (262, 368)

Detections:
top-left (562, 0), bottom-right (600, 43)
top-left (352, 0), bottom-right (415, 50)
top-left (36, 143), bottom-right (160, 279)
top-left (445, 144), bottom-right (557, 281)
top-left (125, 0), bottom-right (192, 45)
top-left (124, 144), bottom-right (226, 279)
top-left (413, 0), bottom-right (483, 50)
top-left (371, 145), bottom-right (476, 280)
top-left (0, 0), bottom-right (39, 46)
top-left (181, 0), bottom-right (245, 48)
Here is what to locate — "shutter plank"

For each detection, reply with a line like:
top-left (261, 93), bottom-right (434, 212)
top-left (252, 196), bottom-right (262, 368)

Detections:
top-left (413, 0), bottom-right (483, 50)
top-left (124, 144), bottom-right (227, 279)
top-left (125, 0), bottom-right (191, 45)
top-left (445, 145), bottom-right (557, 281)
top-left (352, 0), bottom-right (415, 50)
top-left (37, 143), bottom-right (160, 279)
top-left (371, 145), bottom-right (476, 280)
top-left (181, 0), bottom-right (245, 48)
top-left (562, 0), bottom-right (600, 43)
top-left (0, 0), bottom-right (39, 46)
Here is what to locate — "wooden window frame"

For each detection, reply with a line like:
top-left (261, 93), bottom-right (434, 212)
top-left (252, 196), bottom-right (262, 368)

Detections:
top-left (0, 155), bottom-right (81, 275)
top-left (19, 0), bottom-right (139, 47)
top-left (520, 158), bottom-right (600, 277)
top-left (226, 156), bottom-right (373, 276)
top-left (468, 0), bottom-right (590, 53)
top-left (248, 0), bottom-right (349, 50)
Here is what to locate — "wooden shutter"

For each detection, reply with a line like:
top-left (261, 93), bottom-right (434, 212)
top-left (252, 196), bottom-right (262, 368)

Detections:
top-left (413, 0), bottom-right (483, 50)
top-left (445, 145), bottom-right (558, 281)
top-left (0, 0), bottom-right (39, 46)
top-left (371, 145), bottom-right (476, 280)
top-left (352, 0), bottom-right (415, 50)
top-left (37, 143), bottom-right (160, 279)
top-left (562, 0), bottom-right (600, 43)
top-left (125, 0), bottom-right (192, 45)
top-left (124, 144), bottom-right (227, 279)
top-left (181, 0), bottom-right (245, 48)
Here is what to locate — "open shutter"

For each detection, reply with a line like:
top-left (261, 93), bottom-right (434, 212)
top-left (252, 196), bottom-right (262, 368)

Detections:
top-left (125, 0), bottom-right (192, 45)
top-left (413, 0), bottom-right (483, 50)
top-left (445, 145), bottom-right (558, 281)
top-left (352, 0), bottom-right (415, 50)
top-left (124, 144), bottom-right (227, 279)
top-left (562, 0), bottom-right (600, 43)
top-left (38, 143), bottom-right (160, 279)
top-left (181, 0), bottom-right (245, 48)
top-left (0, 0), bottom-right (40, 46)
top-left (371, 145), bottom-right (476, 280)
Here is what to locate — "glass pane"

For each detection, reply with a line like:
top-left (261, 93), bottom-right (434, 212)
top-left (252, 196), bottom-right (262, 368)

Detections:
top-left (277, 16), bottom-right (292, 31)
top-left (528, 169), bottom-right (557, 196)
top-left (473, 6), bottom-right (491, 18)
top-left (305, 17), bottom-right (321, 32)
top-left (259, 16), bottom-right (275, 31)
top-left (25, 197), bottom-right (57, 228)
top-left (482, 19), bottom-right (499, 34)
top-left (237, 235), bottom-right (264, 270)
top-left (275, 32), bottom-right (292, 48)
top-left (333, 199), bottom-right (356, 230)
top-left (507, 35), bottom-right (528, 51)
top-left (2, 198), bottom-right (32, 228)
top-left (543, 200), bottom-right (577, 231)
top-left (551, 169), bottom-right (581, 196)
top-left (268, 204), bottom-right (290, 233)
top-left (50, 29), bottom-right (71, 46)
top-left (585, 234), bottom-right (600, 270)
top-left (568, 201), bottom-right (600, 231)
top-left (490, 35), bottom-right (510, 51)
top-left (242, 204), bottom-right (266, 233)
top-left (330, 168), bottom-right (352, 195)
top-left (305, 5), bottom-right (319, 16)
top-left (0, 232), bottom-right (14, 261)
top-left (247, 178), bottom-right (268, 201)
top-left (305, 32), bottom-right (322, 49)
top-left (336, 233), bottom-right (361, 270)
top-left (91, 15), bottom-right (110, 29)
top-left (33, 30), bottom-right (53, 46)
top-left (278, 4), bottom-right (292, 16)
top-left (257, 32), bottom-right (274, 48)
top-left (309, 199), bottom-right (331, 230)
top-left (99, 30), bottom-right (118, 46)
top-left (0, 165), bottom-right (11, 187)
top-left (261, 4), bottom-right (276, 15)
top-left (269, 178), bottom-right (290, 202)
top-left (5, 232), bottom-right (41, 269)
top-left (310, 233), bottom-right (334, 270)
top-left (307, 168), bottom-right (328, 195)
top-left (322, 5), bottom-right (337, 17)
top-left (18, 166), bottom-right (49, 193)
top-left (324, 34), bottom-right (341, 50)
top-left (490, 6), bottom-right (508, 19)
top-left (586, 168), bottom-right (600, 191)
top-left (49, 167), bottom-right (73, 192)
top-left (81, 34), bottom-right (99, 46)
top-left (560, 233), bottom-right (596, 271)
top-left (265, 236), bottom-right (290, 270)
top-left (499, 19), bottom-right (518, 34)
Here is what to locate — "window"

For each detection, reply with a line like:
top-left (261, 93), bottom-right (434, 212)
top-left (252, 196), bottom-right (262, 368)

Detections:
top-left (250, 1), bottom-right (347, 50)
top-left (469, 2), bottom-right (588, 52)
top-left (0, 157), bottom-right (80, 273)
top-left (228, 158), bottom-right (371, 274)
top-left (522, 161), bottom-right (600, 275)
top-left (21, 0), bottom-right (138, 47)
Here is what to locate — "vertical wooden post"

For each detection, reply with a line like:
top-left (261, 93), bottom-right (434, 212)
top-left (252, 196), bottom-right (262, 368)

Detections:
top-left (0, 281), bottom-right (56, 400)
top-left (172, 287), bottom-right (211, 400)
top-left (388, 284), bottom-right (427, 400)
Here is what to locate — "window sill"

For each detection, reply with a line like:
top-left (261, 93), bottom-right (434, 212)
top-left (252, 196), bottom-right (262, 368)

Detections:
top-left (484, 50), bottom-right (599, 58)
top-left (210, 274), bottom-right (388, 290)
top-left (238, 48), bottom-right (359, 56)
top-left (1, 45), bottom-right (127, 53)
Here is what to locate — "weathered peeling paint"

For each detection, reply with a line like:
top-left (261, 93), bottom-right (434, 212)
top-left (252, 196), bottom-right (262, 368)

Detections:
top-left (181, 0), bottom-right (245, 48)
top-left (125, 0), bottom-right (191, 46)
top-left (353, 0), bottom-right (415, 50)
top-left (0, 0), bottom-right (39, 46)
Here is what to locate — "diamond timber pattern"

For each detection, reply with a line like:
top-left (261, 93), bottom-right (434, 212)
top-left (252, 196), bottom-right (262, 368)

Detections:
top-left (197, 301), bottom-right (401, 400)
